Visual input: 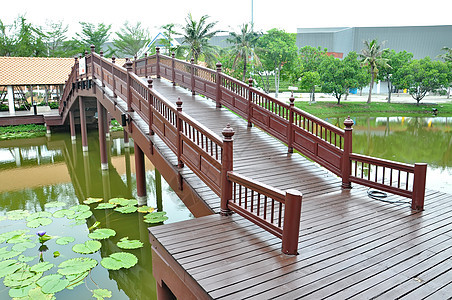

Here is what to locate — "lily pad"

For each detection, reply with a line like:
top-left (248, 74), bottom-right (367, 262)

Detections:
top-left (55, 236), bottom-right (75, 245)
top-left (137, 206), bottom-right (155, 213)
top-left (8, 283), bottom-right (37, 298)
top-left (0, 246), bottom-right (22, 260)
top-left (18, 255), bottom-right (36, 263)
top-left (72, 240), bottom-right (101, 254)
top-left (37, 274), bottom-right (69, 294)
top-left (84, 197), bottom-right (103, 204)
top-left (57, 258), bottom-right (97, 276)
top-left (52, 209), bottom-right (75, 218)
top-left (12, 241), bottom-right (36, 252)
top-left (26, 212), bottom-right (53, 222)
top-left (7, 233), bottom-right (33, 244)
top-left (4, 268), bottom-right (43, 288)
top-left (117, 237), bottom-right (143, 250)
top-left (88, 228), bottom-right (116, 240)
top-left (22, 286), bottom-right (55, 299)
top-left (0, 260), bottom-right (26, 278)
top-left (26, 217), bottom-right (53, 228)
top-left (6, 209), bottom-right (30, 220)
top-left (95, 203), bottom-right (116, 210)
top-left (44, 201), bottom-right (66, 208)
top-left (143, 211), bottom-right (168, 223)
top-left (109, 198), bottom-right (137, 206)
top-left (100, 252), bottom-right (138, 270)
top-left (114, 205), bottom-right (137, 214)
top-left (69, 204), bottom-right (90, 212)
top-left (93, 288), bottom-right (112, 299)
top-left (31, 262), bottom-right (54, 273)
top-left (65, 271), bottom-right (88, 290)
top-left (68, 210), bottom-right (93, 220)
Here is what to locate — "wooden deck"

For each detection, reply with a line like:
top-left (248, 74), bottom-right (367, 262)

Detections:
top-left (147, 78), bottom-right (452, 299)
top-left (150, 188), bottom-right (452, 299)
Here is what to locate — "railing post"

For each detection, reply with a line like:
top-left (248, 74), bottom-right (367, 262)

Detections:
top-left (156, 47), bottom-right (161, 78)
top-left (220, 124), bottom-right (235, 216)
top-left (133, 55), bottom-right (137, 74)
top-left (84, 51), bottom-right (88, 87)
top-left (147, 78), bottom-right (154, 135)
top-left (126, 59), bottom-right (133, 113)
top-left (90, 45), bottom-right (95, 79)
top-left (100, 50), bottom-right (105, 87)
top-left (144, 52), bottom-right (148, 78)
top-left (216, 62), bottom-right (222, 108)
top-left (282, 189), bottom-right (303, 255)
top-left (111, 56), bottom-right (117, 98)
top-left (191, 58), bottom-right (196, 95)
top-left (342, 117), bottom-right (354, 189)
top-left (171, 52), bottom-right (176, 86)
top-left (247, 78), bottom-right (253, 127)
top-left (288, 92), bottom-right (295, 153)
top-left (176, 97), bottom-right (184, 168)
top-left (412, 163), bottom-right (427, 211)
top-left (74, 57), bottom-right (78, 88)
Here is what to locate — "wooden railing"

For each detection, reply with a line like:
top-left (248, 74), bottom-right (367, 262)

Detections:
top-left (132, 50), bottom-right (428, 210)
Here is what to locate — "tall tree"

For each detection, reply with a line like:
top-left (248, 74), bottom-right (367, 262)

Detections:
top-left (393, 57), bottom-right (449, 105)
top-left (379, 50), bottom-right (413, 102)
top-left (43, 20), bottom-right (68, 57)
top-left (227, 23), bottom-right (260, 82)
top-left (76, 22), bottom-right (111, 53)
top-left (256, 28), bottom-right (298, 97)
top-left (438, 47), bottom-right (452, 62)
top-left (160, 23), bottom-right (177, 55)
top-left (0, 19), bottom-right (16, 56)
top-left (111, 21), bottom-right (149, 57)
top-left (360, 39), bottom-right (390, 103)
top-left (178, 13), bottom-right (221, 65)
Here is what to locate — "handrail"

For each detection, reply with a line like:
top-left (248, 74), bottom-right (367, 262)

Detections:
top-left (135, 51), bottom-right (427, 210)
top-left (227, 171), bottom-right (302, 255)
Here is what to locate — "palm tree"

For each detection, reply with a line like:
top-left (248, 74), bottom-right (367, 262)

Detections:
top-left (227, 24), bottom-right (260, 82)
top-left (360, 39), bottom-right (390, 103)
top-left (178, 13), bottom-right (221, 65)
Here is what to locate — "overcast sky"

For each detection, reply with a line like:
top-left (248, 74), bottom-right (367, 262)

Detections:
top-left (3, 0), bottom-right (452, 39)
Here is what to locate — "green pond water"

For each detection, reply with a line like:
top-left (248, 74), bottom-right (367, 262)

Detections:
top-left (0, 115), bottom-right (450, 299)
top-left (325, 115), bottom-right (452, 194)
top-left (0, 132), bottom-right (193, 299)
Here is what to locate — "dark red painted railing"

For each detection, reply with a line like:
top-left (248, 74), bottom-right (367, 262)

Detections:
top-left (132, 51), bottom-right (427, 210)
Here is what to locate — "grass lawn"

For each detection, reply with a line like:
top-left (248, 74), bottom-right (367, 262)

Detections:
top-left (294, 101), bottom-right (452, 117)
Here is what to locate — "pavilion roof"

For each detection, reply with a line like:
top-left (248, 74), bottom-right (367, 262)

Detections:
top-left (0, 57), bottom-right (75, 86)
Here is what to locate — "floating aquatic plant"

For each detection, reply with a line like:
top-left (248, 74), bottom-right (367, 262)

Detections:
top-left (72, 240), bottom-right (102, 254)
top-left (100, 252), bottom-right (138, 270)
top-left (116, 237), bottom-right (143, 250)
top-left (88, 228), bottom-right (116, 240)
top-left (83, 197), bottom-right (103, 205)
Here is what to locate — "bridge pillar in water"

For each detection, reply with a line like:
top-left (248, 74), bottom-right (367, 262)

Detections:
top-left (97, 100), bottom-right (108, 170)
top-left (79, 98), bottom-right (89, 152)
top-left (134, 143), bottom-right (147, 205)
top-left (69, 110), bottom-right (76, 142)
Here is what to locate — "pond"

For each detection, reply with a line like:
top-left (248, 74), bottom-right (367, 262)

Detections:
top-left (0, 132), bottom-right (193, 299)
top-left (325, 116), bottom-right (452, 194)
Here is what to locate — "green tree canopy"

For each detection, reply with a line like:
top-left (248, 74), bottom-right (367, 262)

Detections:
top-left (76, 22), bottom-right (111, 53)
top-left (256, 28), bottom-right (298, 97)
top-left (178, 13), bottom-right (221, 66)
top-left (379, 49), bottom-right (413, 102)
top-left (394, 57), bottom-right (449, 105)
top-left (111, 21), bottom-right (149, 58)
top-left (160, 23), bottom-right (177, 56)
top-left (226, 23), bottom-right (260, 82)
top-left (360, 39), bottom-right (390, 103)
top-left (43, 20), bottom-right (69, 57)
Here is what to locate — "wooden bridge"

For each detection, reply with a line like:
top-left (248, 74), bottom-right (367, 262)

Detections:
top-left (7, 46), bottom-right (451, 299)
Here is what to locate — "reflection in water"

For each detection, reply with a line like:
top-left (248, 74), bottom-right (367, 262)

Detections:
top-left (0, 132), bottom-right (193, 299)
top-left (326, 116), bottom-right (452, 193)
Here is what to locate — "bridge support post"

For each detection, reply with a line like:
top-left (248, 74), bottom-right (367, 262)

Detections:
top-left (412, 163), bottom-right (427, 211)
top-left (156, 47), bottom-right (161, 79)
top-left (79, 98), bottom-right (88, 152)
top-left (282, 189), bottom-right (303, 255)
top-left (216, 63), bottom-right (222, 108)
top-left (69, 110), bottom-right (76, 142)
top-left (287, 93), bottom-right (295, 153)
top-left (171, 53), bottom-right (176, 86)
top-left (190, 58), bottom-right (195, 95)
top-left (247, 78), bottom-right (253, 127)
top-left (341, 117), bottom-right (354, 189)
top-left (134, 143), bottom-right (147, 205)
top-left (220, 124), bottom-right (235, 216)
top-left (97, 100), bottom-right (108, 170)
top-left (124, 130), bottom-right (130, 148)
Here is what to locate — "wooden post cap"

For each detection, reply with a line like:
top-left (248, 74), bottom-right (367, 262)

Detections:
top-left (90, 45), bottom-right (95, 53)
top-left (216, 62), bottom-right (222, 72)
top-left (248, 78), bottom-right (253, 87)
top-left (125, 59), bottom-right (133, 70)
top-left (147, 78), bottom-right (153, 89)
top-left (344, 116), bottom-right (354, 129)
top-left (222, 124), bottom-right (235, 140)
top-left (112, 56), bottom-right (116, 63)
top-left (176, 97), bottom-right (183, 111)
